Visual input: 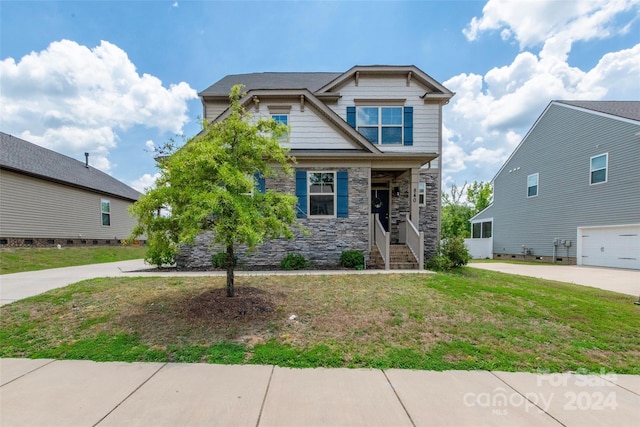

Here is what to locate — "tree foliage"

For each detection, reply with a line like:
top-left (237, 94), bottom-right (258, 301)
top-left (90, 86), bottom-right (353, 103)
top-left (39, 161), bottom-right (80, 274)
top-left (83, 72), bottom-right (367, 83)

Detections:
top-left (440, 181), bottom-right (493, 239)
top-left (129, 84), bottom-right (298, 297)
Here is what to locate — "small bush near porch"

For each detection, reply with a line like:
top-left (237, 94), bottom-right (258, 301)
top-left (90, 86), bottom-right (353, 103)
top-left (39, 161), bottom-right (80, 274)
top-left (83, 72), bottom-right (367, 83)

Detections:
top-left (1, 269), bottom-right (638, 374)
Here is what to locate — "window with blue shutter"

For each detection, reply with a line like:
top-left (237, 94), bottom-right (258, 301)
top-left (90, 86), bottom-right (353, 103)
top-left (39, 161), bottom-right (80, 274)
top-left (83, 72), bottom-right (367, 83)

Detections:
top-left (336, 170), bottom-right (348, 218)
top-left (254, 172), bottom-right (266, 194)
top-left (346, 106), bottom-right (356, 128)
top-left (403, 106), bottom-right (413, 146)
top-left (352, 106), bottom-right (412, 145)
top-left (295, 170), bottom-right (307, 218)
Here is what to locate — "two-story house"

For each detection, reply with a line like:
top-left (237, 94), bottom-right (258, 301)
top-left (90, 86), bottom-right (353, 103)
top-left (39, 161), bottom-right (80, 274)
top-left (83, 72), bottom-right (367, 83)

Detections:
top-left (469, 101), bottom-right (640, 270)
top-left (178, 65), bottom-right (454, 270)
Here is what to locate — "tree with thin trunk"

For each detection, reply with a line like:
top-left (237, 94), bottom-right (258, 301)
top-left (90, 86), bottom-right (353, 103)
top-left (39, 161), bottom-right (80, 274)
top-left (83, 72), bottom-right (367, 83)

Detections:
top-left (129, 85), bottom-right (298, 297)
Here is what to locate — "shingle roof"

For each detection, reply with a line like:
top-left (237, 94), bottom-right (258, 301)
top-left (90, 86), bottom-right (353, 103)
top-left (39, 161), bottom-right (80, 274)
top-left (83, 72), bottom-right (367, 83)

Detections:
top-left (556, 101), bottom-right (640, 122)
top-left (199, 72), bottom-right (342, 97)
top-left (0, 132), bottom-right (140, 201)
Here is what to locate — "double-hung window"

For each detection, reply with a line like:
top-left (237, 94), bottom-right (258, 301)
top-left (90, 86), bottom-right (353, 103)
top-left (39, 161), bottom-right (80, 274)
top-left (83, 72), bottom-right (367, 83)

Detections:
top-left (590, 153), bottom-right (607, 184)
top-left (308, 172), bottom-right (335, 216)
top-left (357, 107), bottom-right (403, 144)
top-left (527, 173), bottom-right (538, 198)
top-left (101, 199), bottom-right (111, 226)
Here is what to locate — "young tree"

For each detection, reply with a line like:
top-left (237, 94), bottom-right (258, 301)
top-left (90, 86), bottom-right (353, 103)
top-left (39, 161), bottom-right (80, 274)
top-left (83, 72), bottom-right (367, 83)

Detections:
top-left (129, 85), bottom-right (298, 297)
top-left (440, 181), bottom-right (493, 239)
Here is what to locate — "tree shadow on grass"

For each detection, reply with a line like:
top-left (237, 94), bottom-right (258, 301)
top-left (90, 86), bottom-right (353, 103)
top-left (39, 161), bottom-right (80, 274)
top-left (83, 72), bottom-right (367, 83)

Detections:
top-left (117, 286), bottom-right (288, 347)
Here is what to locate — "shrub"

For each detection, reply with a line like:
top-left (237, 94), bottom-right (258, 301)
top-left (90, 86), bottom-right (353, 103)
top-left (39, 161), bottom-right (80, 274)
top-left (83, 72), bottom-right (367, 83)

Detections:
top-left (211, 251), bottom-right (237, 269)
top-left (280, 253), bottom-right (307, 270)
top-left (425, 254), bottom-right (453, 271)
top-left (339, 250), bottom-right (365, 269)
top-left (442, 236), bottom-right (471, 268)
top-left (425, 236), bottom-right (470, 271)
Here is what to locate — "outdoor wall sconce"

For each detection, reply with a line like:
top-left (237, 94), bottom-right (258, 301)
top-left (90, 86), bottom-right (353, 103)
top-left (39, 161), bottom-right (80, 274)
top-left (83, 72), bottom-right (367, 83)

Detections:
top-left (393, 187), bottom-right (400, 197)
top-left (413, 188), bottom-right (417, 203)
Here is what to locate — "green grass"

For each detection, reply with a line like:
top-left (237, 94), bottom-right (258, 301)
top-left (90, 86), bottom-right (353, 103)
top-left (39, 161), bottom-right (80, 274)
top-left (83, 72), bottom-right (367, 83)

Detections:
top-left (1, 268), bottom-right (638, 373)
top-left (0, 246), bottom-right (147, 274)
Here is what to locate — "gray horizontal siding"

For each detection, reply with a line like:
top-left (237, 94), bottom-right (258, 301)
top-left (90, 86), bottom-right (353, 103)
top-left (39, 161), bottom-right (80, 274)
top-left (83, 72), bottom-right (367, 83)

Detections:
top-left (489, 104), bottom-right (640, 258)
top-left (0, 171), bottom-right (138, 240)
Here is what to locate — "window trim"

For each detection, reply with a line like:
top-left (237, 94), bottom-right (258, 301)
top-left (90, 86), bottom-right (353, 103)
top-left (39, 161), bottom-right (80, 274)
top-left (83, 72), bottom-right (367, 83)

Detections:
top-left (471, 219), bottom-right (493, 239)
top-left (101, 199), bottom-right (111, 227)
top-left (527, 173), bottom-right (539, 198)
top-left (308, 171), bottom-right (336, 217)
top-left (590, 153), bottom-right (608, 185)
top-left (356, 106), bottom-right (403, 145)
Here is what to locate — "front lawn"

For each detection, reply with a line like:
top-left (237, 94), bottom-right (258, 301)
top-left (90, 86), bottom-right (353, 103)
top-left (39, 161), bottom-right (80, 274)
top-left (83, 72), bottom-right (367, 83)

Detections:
top-left (1, 268), bottom-right (638, 373)
top-left (0, 246), bottom-right (147, 274)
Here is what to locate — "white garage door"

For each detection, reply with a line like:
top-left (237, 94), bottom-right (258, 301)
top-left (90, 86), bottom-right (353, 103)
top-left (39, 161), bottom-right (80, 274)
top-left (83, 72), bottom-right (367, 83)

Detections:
top-left (579, 225), bottom-right (640, 269)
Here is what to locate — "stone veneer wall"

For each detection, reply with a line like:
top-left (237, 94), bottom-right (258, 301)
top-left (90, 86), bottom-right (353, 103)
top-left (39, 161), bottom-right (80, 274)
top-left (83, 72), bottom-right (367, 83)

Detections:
top-left (176, 167), bottom-right (371, 269)
top-left (419, 170), bottom-right (440, 260)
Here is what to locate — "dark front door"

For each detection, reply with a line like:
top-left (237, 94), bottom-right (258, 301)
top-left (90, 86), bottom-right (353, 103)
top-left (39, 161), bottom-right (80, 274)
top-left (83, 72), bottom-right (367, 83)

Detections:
top-left (371, 189), bottom-right (390, 231)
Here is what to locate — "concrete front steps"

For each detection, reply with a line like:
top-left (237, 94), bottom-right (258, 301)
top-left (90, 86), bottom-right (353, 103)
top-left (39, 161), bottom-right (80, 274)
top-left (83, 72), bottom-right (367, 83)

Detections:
top-left (369, 244), bottom-right (419, 270)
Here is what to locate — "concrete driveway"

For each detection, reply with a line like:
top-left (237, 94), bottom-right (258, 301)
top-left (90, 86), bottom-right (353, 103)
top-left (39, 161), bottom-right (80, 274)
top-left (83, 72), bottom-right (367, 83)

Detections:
top-left (469, 262), bottom-right (640, 297)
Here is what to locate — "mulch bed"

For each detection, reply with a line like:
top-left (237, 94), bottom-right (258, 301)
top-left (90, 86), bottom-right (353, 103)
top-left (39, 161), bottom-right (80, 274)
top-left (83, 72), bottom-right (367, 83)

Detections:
top-left (182, 286), bottom-right (283, 322)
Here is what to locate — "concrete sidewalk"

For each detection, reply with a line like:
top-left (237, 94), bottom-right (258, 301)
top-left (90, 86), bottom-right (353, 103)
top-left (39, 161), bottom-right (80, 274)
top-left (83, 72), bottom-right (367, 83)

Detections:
top-left (469, 262), bottom-right (640, 297)
top-left (1, 358), bottom-right (638, 427)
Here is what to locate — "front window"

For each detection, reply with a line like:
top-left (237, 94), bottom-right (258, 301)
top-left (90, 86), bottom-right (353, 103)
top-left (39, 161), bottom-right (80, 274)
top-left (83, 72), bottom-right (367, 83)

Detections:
top-left (357, 107), bottom-right (402, 144)
top-left (590, 153), bottom-right (607, 184)
top-left (309, 172), bottom-right (335, 216)
top-left (527, 173), bottom-right (538, 197)
top-left (101, 199), bottom-right (111, 226)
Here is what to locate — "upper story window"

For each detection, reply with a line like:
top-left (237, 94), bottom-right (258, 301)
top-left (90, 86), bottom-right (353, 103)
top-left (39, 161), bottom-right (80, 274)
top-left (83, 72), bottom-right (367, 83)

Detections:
top-left (272, 114), bottom-right (288, 126)
top-left (527, 173), bottom-right (538, 198)
top-left (309, 172), bottom-right (335, 216)
top-left (357, 107), bottom-right (403, 144)
top-left (101, 199), bottom-right (111, 226)
top-left (590, 153), bottom-right (608, 185)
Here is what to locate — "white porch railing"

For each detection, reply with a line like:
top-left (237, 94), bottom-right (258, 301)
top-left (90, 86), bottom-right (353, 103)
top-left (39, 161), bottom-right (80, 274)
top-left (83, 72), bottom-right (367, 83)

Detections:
top-left (373, 213), bottom-right (390, 270)
top-left (403, 213), bottom-right (424, 270)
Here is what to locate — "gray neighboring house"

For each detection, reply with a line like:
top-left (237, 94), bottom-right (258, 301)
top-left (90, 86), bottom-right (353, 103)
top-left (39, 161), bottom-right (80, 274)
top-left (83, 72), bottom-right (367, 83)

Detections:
top-left (178, 65), bottom-right (454, 270)
top-left (0, 132), bottom-right (142, 247)
top-left (469, 101), bottom-right (640, 269)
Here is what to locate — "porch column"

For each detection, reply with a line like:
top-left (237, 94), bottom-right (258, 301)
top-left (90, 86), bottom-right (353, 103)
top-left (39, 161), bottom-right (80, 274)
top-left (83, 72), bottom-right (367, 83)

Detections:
top-left (410, 168), bottom-right (420, 229)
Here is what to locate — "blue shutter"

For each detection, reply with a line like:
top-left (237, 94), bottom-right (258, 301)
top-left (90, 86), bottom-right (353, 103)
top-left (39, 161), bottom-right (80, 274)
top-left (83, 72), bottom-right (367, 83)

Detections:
top-left (346, 106), bottom-right (356, 128)
top-left (336, 170), bottom-right (348, 218)
top-left (254, 172), bottom-right (265, 194)
top-left (295, 170), bottom-right (307, 218)
top-left (403, 106), bottom-right (413, 146)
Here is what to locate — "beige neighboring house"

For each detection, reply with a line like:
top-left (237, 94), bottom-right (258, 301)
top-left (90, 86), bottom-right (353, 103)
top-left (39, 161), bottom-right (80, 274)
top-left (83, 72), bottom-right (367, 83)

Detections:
top-left (0, 132), bottom-right (142, 247)
top-left (179, 65), bottom-right (454, 270)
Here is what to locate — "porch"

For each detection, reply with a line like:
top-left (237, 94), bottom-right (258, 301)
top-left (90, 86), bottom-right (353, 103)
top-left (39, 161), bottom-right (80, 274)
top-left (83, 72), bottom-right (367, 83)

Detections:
top-left (368, 168), bottom-right (425, 270)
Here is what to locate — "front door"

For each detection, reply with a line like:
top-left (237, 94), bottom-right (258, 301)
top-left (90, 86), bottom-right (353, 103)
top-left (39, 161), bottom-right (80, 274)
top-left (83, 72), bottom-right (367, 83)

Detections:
top-left (371, 189), bottom-right (390, 231)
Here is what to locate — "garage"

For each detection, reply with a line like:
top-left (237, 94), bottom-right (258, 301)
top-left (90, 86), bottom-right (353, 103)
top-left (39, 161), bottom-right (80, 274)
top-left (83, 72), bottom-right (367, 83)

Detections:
top-left (578, 225), bottom-right (640, 270)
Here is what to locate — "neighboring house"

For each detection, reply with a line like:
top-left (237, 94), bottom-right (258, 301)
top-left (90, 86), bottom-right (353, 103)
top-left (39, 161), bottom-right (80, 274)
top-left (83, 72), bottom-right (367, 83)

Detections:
top-left (178, 65), bottom-right (454, 270)
top-left (469, 101), bottom-right (640, 270)
top-left (0, 132), bottom-right (142, 247)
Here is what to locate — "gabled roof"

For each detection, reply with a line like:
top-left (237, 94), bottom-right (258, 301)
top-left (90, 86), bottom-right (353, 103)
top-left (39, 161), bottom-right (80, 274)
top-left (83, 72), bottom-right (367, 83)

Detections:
top-left (555, 100), bottom-right (640, 122)
top-left (0, 132), bottom-right (140, 201)
top-left (489, 100), bottom-right (640, 186)
top-left (199, 72), bottom-right (342, 98)
top-left (199, 65), bottom-right (455, 102)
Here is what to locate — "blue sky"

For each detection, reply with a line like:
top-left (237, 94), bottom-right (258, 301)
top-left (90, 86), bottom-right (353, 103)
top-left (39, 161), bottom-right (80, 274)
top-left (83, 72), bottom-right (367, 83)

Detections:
top-left (2, 0), bottom-right (639, 193)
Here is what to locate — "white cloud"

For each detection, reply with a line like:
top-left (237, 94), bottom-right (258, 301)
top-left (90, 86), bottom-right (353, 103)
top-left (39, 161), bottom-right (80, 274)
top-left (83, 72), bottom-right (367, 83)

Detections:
top-left (463, 0), bottom-right (640, 55)
top-left (443, 1), bottom-right (640, 191)
top-left (145, 140), bottom-right (156, 152)
top-left (130, 172), bottom-right (161, 193)
top-left (0, 39), bottom-right (197, 174)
